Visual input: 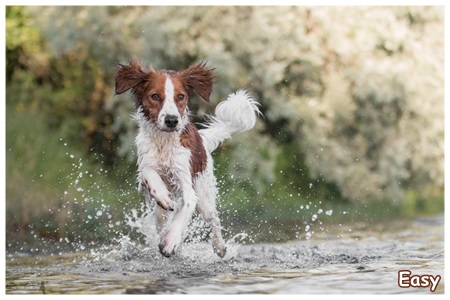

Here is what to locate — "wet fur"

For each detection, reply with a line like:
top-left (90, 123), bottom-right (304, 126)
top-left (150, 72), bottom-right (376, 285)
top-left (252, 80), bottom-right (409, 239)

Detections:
top-left (115, 60), bottom-right (259, 258)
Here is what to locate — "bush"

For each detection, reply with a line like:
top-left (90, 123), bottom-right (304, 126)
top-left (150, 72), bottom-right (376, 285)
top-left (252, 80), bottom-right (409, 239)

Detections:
top-left (6, 7), bottom-right (444, 246)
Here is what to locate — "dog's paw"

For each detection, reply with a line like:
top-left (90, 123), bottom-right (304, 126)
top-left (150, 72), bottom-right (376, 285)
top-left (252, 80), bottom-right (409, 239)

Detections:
top-left (143, 180), bottom-right (174, 211)
top-left (214, 245), bottom-right (227, 258)
top-left (212, 237), bottom-right (227, 258)
top-left (158, 243), bottom-right (174, 258)
top-left (158, 230), bottom-right (182, 258)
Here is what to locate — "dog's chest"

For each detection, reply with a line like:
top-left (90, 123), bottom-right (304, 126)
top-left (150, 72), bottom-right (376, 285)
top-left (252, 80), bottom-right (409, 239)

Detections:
top-left (150, 133), bottom-right (179, 170)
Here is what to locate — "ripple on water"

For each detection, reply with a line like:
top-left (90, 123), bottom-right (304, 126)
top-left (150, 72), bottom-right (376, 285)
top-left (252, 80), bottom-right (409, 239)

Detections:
top-left (6, 215), bottom-right (444, 294)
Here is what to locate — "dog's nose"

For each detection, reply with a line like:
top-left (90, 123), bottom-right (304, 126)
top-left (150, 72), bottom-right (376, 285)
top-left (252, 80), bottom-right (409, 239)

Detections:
top-left (164, 115), bottom-right (179, 128)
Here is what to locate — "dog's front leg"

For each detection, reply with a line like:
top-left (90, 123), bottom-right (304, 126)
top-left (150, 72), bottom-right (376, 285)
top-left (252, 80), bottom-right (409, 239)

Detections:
top-left (140, 167), bottom-right (174, 211)
top-left (158, 186), bottom-right (197, 257)
top-left (158, 149), bottom-right (197, 257)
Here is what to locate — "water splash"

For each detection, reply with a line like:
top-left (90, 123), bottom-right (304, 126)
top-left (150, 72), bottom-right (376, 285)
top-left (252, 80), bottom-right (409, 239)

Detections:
top-left (119, 200), bottom-right (245, 261)
top-left (8, 138), bottom-right (353, 266)
top-left (7, 215), bottom-right (444, 294)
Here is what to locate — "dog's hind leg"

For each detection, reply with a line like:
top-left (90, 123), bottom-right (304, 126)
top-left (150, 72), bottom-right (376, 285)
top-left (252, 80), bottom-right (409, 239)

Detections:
top-left (155, 205), bottom-right (169, 235)
top-left (196, 196), bottom-right (227, 258)
top-left (142, 190), bottom-right (169, 239)
top-left (195, 165), bottom-right (227, 258)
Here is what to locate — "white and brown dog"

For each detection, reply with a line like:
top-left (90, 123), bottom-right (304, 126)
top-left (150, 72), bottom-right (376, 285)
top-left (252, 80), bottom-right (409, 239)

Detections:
top-left (115, 60), bottom-right (260, 258)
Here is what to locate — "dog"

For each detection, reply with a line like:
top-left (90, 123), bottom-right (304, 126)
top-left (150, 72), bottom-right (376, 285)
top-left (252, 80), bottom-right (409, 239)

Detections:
top-left (115, 60), bottom-right (260, 258)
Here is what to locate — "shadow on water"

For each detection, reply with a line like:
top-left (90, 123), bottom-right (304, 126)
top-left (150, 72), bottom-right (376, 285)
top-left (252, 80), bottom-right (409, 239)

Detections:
top-left (6, 214), bottom-right (444, 294)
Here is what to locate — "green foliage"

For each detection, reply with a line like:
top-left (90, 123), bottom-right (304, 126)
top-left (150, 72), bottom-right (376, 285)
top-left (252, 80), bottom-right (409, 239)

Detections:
top-left (5, 6), bottom-right (444, 246)
top-left (5, 6), bottom-right (45, 81)
top-left (6, 102), bottom-right (140, 248)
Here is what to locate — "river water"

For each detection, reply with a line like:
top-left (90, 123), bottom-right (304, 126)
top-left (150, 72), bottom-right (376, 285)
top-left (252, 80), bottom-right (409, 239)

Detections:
top-left (6, 214), bottom-right (444, 294)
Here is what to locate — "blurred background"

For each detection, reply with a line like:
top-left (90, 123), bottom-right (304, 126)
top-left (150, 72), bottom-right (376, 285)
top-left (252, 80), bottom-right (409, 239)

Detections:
top-left (5, 6), bottom-right (444, 252)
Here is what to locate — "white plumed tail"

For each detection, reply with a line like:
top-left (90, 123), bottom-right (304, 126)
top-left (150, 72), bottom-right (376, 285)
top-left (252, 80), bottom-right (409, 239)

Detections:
top-left (200, 89), bottom-right (261, 153)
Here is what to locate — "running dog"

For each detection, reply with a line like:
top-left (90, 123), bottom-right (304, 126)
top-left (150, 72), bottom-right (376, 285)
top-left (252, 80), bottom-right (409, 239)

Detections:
top-left (115, 60), bottom-right (260, 257)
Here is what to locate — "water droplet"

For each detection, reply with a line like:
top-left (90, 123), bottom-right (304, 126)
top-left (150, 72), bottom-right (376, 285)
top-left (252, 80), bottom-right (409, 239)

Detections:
top-left (311, 214), bottom-right (318, 221)
top-left (326, 210), bottom-right (333, 216)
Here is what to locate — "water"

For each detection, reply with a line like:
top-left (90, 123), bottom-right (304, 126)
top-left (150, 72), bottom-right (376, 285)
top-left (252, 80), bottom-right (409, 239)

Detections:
top-left (6, 214), bottom-right (444, 294)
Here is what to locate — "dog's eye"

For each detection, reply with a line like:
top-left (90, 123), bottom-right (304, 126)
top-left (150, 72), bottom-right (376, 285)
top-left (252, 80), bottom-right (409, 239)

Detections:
top-left (177, 94), bottom-right (185, 101)
top-left (151, 94), bottom-right (161, 101)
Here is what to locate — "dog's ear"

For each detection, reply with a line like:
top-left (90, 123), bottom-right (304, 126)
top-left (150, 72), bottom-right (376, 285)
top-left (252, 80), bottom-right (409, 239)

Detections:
top-left (115, 60), bottom-right (148, 94)
top-left (179, 62), bottom-right (214, 102)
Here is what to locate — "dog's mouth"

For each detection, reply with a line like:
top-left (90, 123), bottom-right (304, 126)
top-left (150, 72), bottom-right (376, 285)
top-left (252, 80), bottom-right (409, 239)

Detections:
top-left (156, 125), bottom-right (180, 133)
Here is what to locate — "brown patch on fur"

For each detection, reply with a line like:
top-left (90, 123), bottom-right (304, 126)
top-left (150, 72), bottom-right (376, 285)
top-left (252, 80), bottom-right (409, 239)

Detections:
top-left (180, 123), bottom-right (207, 177)
top-left (140, 70), bottom-right (168, 122)
top-left (179, 62), bottom-right (214, 102)
top-left (168, 72), bottom-right (189, 117)
top-left (115, 60), bottom-right (148, 95)
top-left (115, 60), bottom-right (157, 120)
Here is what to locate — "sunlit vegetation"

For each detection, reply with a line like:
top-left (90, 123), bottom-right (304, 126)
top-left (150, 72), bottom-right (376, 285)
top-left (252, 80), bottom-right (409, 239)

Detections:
top-left (5, 6), bottom-right (444, 249)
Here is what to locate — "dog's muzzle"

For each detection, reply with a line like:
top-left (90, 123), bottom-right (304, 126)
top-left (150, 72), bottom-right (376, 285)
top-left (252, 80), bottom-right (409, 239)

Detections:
top-left (164, 115), bottom-right (179, 131)
top-left (165, 115), bottom-right (179, 128)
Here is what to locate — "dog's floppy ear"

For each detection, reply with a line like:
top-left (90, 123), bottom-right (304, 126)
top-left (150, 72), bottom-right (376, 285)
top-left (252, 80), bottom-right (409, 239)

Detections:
top-left (179, 62), bottom-right (214, 102)
top-left (115, 60), bottom-right (148, 94)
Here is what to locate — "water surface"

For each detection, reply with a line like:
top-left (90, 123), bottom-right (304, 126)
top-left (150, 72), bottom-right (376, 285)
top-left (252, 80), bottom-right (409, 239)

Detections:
top-left (6, 215), bottom-right (444, 294)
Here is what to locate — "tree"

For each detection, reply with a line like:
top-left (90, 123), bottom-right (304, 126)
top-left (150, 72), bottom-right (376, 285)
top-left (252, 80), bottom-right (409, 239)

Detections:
top-left (19, 6), bottom-right (444, 204)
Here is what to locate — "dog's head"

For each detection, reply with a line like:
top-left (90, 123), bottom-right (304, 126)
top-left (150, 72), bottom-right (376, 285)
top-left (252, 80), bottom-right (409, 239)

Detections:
top-left (115, 60), bottom-right (214, 132)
